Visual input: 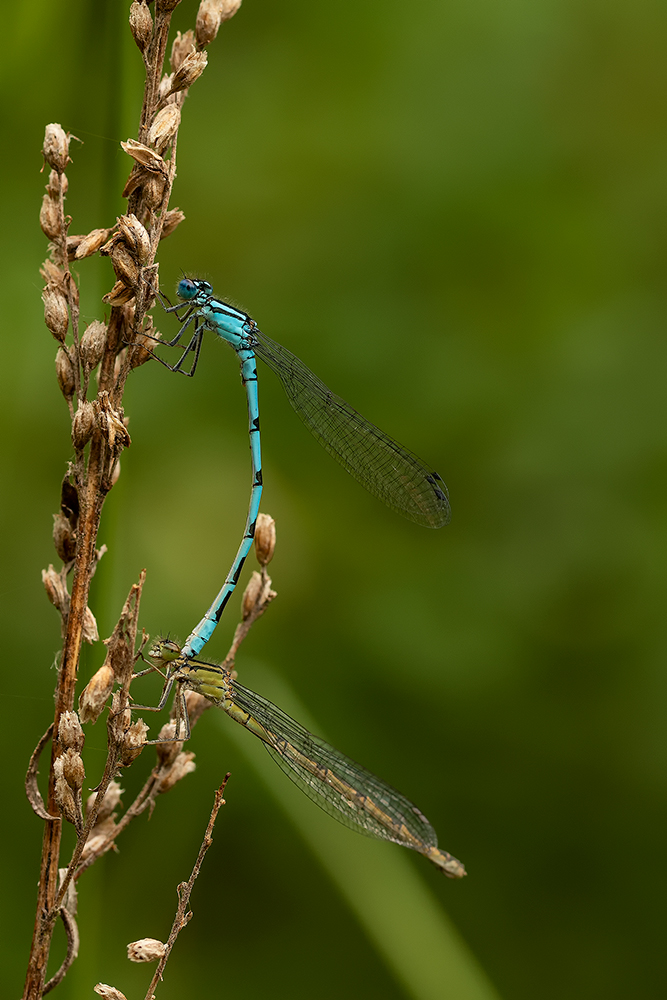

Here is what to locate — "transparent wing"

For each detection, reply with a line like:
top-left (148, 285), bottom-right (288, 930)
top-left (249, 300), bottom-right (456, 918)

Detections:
top-left (251, 330), bottom-right (451, 528)
top-left (230, 680), bottom-right (438, 851)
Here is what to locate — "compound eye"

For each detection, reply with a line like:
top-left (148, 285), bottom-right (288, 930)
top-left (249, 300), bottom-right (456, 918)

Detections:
top-left (177, 277), bottom-right (198, 301)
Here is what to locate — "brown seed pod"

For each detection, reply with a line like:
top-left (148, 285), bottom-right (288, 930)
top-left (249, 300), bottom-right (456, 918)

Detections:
top-left (86, 780), bottom-right (123, 821)
top-left (170, 29), bottom-right (195, 71)
top-left (68, 227), bottom-right (112, 261)
top-left (242, 570), bottom-right (263, 620)
top-left (53, 511), bottom-right (76, 562)
top-left (61, 747), bottom-right (85, 791)
top-left (80, 320), bottom-right (108, 372)
top-left (147, 105), bottom-right (181, 154)
top-left (157, 72), bottom-right (176, 104)
top-left (72, 400), bottom-right (96, 450)
top-left (42, 286), bottom-right (69, 342)
top-left (82, 605), bottom-right (99, 644)
top-left (119, 719), bottom-right (148, 766)
top-left (93, 985), bottom-right (127, 1000)
top-left (121, 138), bottom-right (168, 176)
top-left (160, 207), bottom-right (185, 239)
top-left (54, 773), bottom-right (78, 827)
top-left (40, 259), bottom-right (66, 288)
top-left (42, 564), bottom-right (69, 616)
top-left (43, 123), bottom-right (71, 173)
top-left (254, 513), bottom-right (276, 566)
top-left (144, 173), bottom-right (167, 211)
top-left (127, 939), bottom-right (166, 964)
top-left (156, 751), bottom-right (196, 793)
top-left (102, 280), bottom-right (135, 306)
top-left (59, 711), bottom-right (85, 752)
top-left (55, 347), bottom-right (75, 400)
top-left (117, 214), bottom-right (151, 264)
top-left (46, 169), bottom-right (62, 198)
top-left (169, 50), bottom-right (208, 95)
top-left (196, 0), bottom-right (242, 48)
top-left (40, 193), bottom-right (61, 241)
top-left (79, 664), bottom-right (114, 724)
top-left (110, 243), bottom-right (139, 288)
top-left (129, 1), bottom-right (153, 53)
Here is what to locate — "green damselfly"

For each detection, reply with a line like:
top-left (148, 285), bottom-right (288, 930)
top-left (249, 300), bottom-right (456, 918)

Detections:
top-left (141, 640), bottom-right (465, 878)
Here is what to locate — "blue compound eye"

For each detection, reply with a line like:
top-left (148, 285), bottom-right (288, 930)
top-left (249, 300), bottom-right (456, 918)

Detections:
top-left (177, 277), bottom-right (198, 300)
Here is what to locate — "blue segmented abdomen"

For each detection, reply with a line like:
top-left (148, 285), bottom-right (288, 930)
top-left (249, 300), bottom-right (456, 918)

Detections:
top-left (180, 339), bottom-right (263, 659)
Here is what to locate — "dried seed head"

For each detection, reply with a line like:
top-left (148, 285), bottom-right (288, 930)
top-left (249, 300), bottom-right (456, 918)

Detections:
top-left (68, 227), bottom-right (112, 261)
top-left (61, 747), bottom-right (85, 790)
top-left (53, 511), bottom-right (76, 562)
top-left (129, 1), bottom-right (153, 53)
top-left (93, 985), bottom-right (127, 1000)
top-left (82, 605), bottom-right (99, 644)
top-left (255, 513), bottom-right (276, 566)
top-left (40, 193), bottom-right (61, 241)
top-left (79, 664), bottom-right (114, 723)
top-left (144, 173), bottom-right (167, 210)
top-left (157, 72), bottom-right (176, 103)
top-left (119, 719), bottom-right (148, 766)
top-left (46, 169), bottom-right (62, 198)
top-left (80, 320), bottom-right (107, 372)
top-left (55, 347), bottom-right (75, 401)
top-left (102, 280), bottom-right (135, 306)
top-left (170, 28), bottom-right (195, 71)
top-left (111, 243), bottom-right (139, 288)
top-left (156, 0), bottom-right (182, 12)
top-left (42, 286), bottom-right (69, 342)
top-left (196, 0), bottom-right (242, 48)
top-left (95, 393), bottom-right (131, 452)
top-left (160, 207), bottom-right (185, 239)
top-left (121, 138), bottom-right (168, 175)
top-left (128, 938), bottom-right (166, 963)
top-left (54, 773), bottom-right (78, 826)
top-left (59, 710), bottom-right (85, 752)
top-left (42, 564), bottom-right (69, 616)
top-left (40, 259), bottom-right (65, 288)
top-left (43, 123), bottom-right (71, 173)
top-left (157, 751), bottom-right (196, 793)
top-left (169, 49), bottom-right (208, 95)
top-left (117, 213), bottom-right (151, 264)
top-left (72, 400), bottom-right (96, 450)
top-left (86, 779), bottom-right (123, 821)
top-left (155, 722), bottom-right (183, 767)
top-left (147, 105), bottom-right (181, 154)
top-left (242, 570), bottom-right (263, 620)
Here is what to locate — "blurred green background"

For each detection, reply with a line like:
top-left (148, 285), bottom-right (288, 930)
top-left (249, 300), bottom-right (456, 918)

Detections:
top-left (2, 0), bottom-right (667, 997)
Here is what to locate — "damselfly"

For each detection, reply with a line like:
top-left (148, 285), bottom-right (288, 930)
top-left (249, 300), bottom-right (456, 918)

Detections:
top-left (143, 639), bottom-right (465, 879)
top-left (155, 278), bottom-right (451, 658)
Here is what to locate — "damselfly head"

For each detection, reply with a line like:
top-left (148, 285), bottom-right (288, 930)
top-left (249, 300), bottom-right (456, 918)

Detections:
top-left (177, 277), bottom-right (212, 302)
top-left (148, 637), bottom-right (182, 663)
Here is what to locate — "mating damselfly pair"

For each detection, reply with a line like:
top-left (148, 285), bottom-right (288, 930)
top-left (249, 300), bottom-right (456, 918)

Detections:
top-left (137, 278), bottom-right (463, 876)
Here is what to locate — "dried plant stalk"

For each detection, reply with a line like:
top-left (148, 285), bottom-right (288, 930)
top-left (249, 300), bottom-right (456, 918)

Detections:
top-left (23, 3), bottom-right (244, 998)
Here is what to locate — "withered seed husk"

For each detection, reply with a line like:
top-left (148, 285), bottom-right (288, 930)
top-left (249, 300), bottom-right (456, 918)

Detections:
top-left (42, 286), bottom-right (69, 342)
top-left (55, 347), bottom-right (75, 399)
top-left (129, 1), bottom-right (153, 52)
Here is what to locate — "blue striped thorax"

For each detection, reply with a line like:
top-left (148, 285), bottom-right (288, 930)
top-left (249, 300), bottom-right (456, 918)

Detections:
top-left (177, 277), bottom-right (256, 350)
